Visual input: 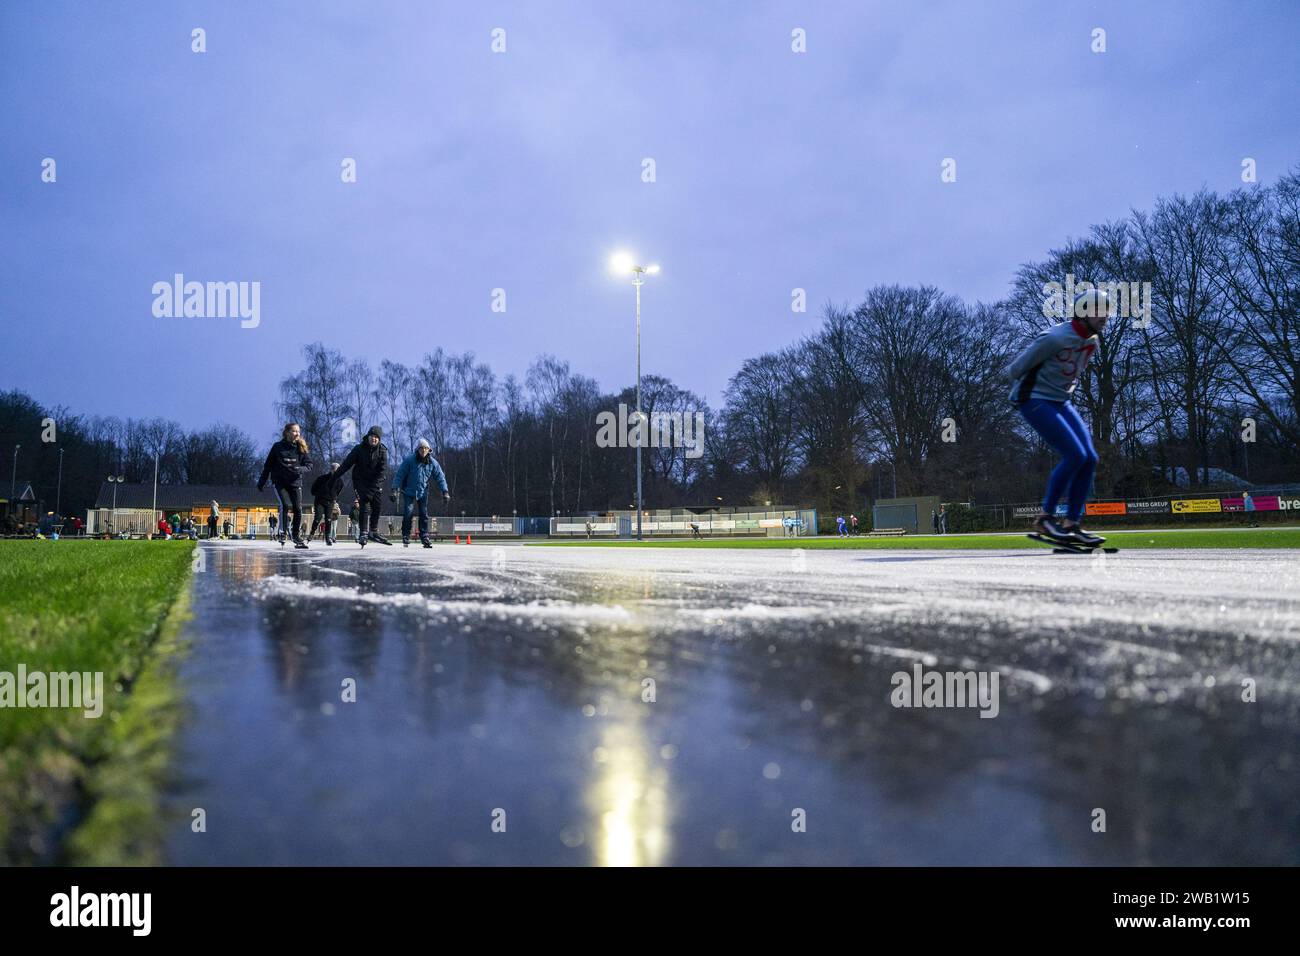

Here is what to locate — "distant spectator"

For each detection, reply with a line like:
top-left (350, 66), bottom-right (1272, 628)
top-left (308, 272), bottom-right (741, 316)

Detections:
top-left (939, 505), bottom-right (949, 534)
top-left (208, 502), bottom-right (220, 539)
top-left (156, 516), bottom-right (170, 539)
top-left (850, 513), bottom-right (859, 536)
top-left (222, 518), bottom-right (232, 538)
top-left (1243, 491), bottom-right (1255, 512)
top-left (931, 509), bottom-right (939, 534)
top-left (585, 520), bottom-right (593, 539)
top-left (690, 521), bottom-right (702, 539)
top-left (268, 512), bottom-right (278, 537)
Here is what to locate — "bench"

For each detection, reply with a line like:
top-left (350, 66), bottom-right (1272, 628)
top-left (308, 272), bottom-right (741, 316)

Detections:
top-left (868, 528), bottom-right (906, 537)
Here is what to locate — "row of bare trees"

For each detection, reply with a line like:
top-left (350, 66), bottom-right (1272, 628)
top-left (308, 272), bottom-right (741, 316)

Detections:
top-left (0, 389), bottom-right (260, 517)
top-left (10, 172), bottom-right (1297, 520)
top-left (266, 172), bottom-right (1298, 517)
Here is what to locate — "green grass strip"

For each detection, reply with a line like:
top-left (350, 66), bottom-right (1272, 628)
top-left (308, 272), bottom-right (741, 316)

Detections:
top-left (0, 540), bottom-right (194, 864)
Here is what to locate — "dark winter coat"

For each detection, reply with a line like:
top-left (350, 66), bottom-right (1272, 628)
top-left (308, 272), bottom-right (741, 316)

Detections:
top-left (258, 440), bottom-right (312, 490)
top-left (310, 471), bottom-right (345, 505)
top-left (336, 439), bottom-right (389, 491)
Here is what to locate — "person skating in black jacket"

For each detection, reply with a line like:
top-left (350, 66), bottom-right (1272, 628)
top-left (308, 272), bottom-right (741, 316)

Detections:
top-left (309, 464), bottom-right (344, 545)
top-left (331, 425), bottom-right (391, 546)
top-left (257, 423), bottom-right (313, 548)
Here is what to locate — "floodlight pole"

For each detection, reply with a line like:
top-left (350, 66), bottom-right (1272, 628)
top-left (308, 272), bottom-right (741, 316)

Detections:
top-left (634, 269), bottom-right (644, 542)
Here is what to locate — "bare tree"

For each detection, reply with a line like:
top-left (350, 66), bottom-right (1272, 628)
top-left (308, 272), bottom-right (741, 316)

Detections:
top-left (1210, 172), bottom-right (1300, 459)
top-left (277, 344), bottom-right (348, 463)
top-left (723, 353), bottom-right (799, 494)
top-left (1133, 191), bottom-right (1240, 487)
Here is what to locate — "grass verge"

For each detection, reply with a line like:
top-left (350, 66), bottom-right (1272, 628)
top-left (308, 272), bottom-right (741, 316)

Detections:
top-left (0, 540), bottom-right (194, 864)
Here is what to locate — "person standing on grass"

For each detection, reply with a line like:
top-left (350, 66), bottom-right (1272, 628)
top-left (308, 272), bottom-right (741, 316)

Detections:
top-left (257, 422), bottom-right (313, 549)
top-left (939, 505), bottom-right (948, 535)
top-left (1006, 288), bottom-right (1110, 547)
top-left (390, 438), bottom-right (449, 548)
top-left (331, 425), bottom-right (391, 546)
top-left (850, 513), bottom-right (859, 536)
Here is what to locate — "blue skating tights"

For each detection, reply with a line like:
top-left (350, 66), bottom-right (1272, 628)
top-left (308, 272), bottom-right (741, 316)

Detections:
top-left (1019, 399), bottom-right (1098, 522)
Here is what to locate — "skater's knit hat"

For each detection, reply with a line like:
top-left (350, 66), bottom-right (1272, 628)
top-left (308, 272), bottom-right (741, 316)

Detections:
top-left (366, 425), bottom-right (383, 439)
top-left (416, 437), bottom-right (431, 450)
top-left (1072, 288), bottom-right (1113, 320)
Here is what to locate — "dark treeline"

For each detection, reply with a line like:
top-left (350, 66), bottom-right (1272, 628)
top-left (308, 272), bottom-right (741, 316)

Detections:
top-left (0, 389), bottom-right (260, 517)
top-left (6, 172), bottom-right (1298, 520)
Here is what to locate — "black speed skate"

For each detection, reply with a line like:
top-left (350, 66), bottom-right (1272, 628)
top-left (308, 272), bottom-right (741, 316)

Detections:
top-left (1063, 524), bottom-right (1106, 548)
top-left (1028, 516), bottom-right (1117, 554)
top-left (368, 532), bottom-right (393, 546)
top-left (421, 536), bottom-right (433, 548)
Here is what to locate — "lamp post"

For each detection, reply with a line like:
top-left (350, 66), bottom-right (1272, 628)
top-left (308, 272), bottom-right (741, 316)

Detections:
top-left (10, 444), bottom-right (18, 498)
top-left (107, 474), bottom-right (125, 534)
top-left (610, 253), bottom-right (659, 541)
top-left (55, 447), bottom-right (64, 518)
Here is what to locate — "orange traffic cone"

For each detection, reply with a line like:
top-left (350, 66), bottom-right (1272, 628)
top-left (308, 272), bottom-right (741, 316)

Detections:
top-left (454, 534), bottom-right (460, 544)
top-left (467, 534), bottom-right (472, 545)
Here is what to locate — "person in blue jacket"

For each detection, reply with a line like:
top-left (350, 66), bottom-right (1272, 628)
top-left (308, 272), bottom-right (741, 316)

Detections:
top-left (390, 437), bottom-right (450, 547)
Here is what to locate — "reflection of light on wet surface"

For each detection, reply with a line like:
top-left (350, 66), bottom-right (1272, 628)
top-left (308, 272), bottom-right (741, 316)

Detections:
top-left (164, 540), bottom-right (1300, 865)
top-left (588, 720), bottom-right (670, 866)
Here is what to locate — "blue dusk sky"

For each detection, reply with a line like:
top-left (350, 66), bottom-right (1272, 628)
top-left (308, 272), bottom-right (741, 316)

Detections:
top-left (2, 0), bottom-right (1298, 439)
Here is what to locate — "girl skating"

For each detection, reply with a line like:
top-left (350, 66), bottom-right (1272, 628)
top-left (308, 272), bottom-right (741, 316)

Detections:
top-left (257, 423), bottom-right (313, 549)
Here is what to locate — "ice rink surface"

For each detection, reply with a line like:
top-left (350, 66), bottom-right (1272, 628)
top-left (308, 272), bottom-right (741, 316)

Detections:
top-left (164, 539), bottom-right (1300, 865)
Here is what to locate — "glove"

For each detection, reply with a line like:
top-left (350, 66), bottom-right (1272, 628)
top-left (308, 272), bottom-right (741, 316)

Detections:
top-left (257, 482), bottom-right (265, 492)
top-left (442, 493), bottom-right (451, 503)
top-left (389, 492), bottom-right (398, 503)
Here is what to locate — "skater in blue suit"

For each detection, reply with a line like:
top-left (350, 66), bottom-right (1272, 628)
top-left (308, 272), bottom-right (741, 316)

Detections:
top-left (1007, 289), bottom-right (1111, 548)
top-left (390, 438), bottom-right (450, 548)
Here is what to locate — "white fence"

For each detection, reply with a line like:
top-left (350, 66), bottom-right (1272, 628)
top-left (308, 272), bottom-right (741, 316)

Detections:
top-left (550, 508), bottom-right (816, 538)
